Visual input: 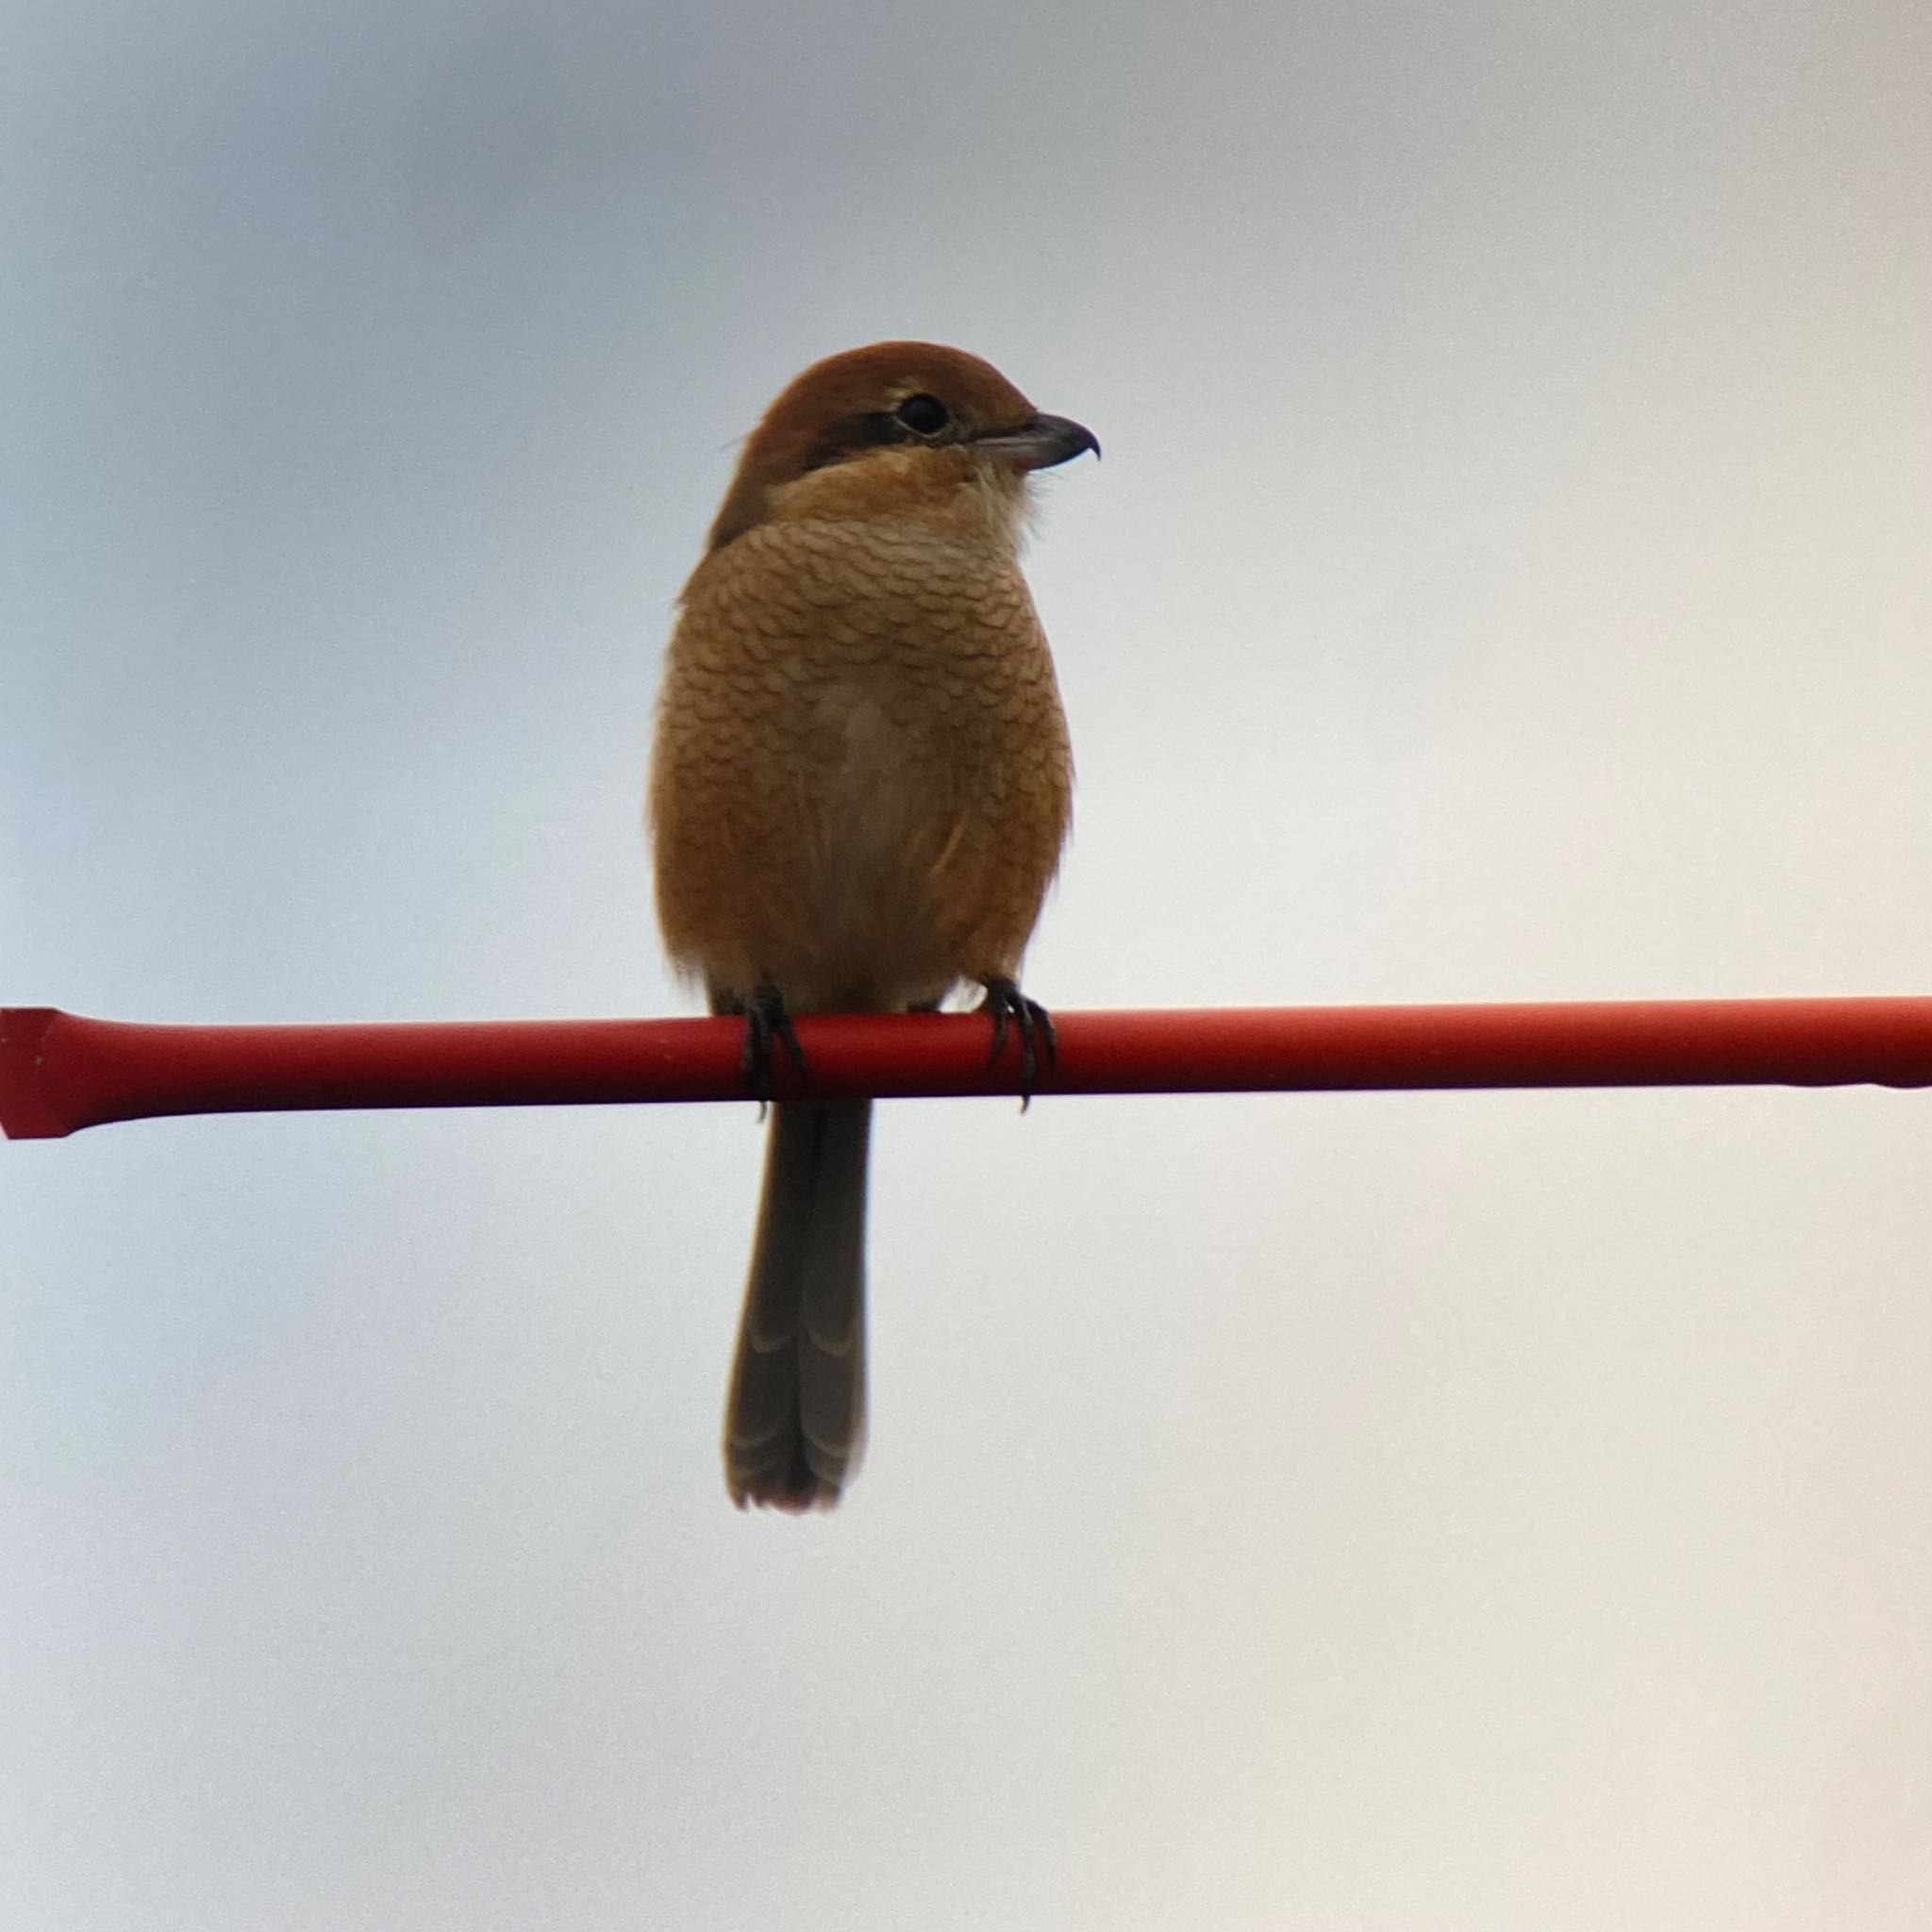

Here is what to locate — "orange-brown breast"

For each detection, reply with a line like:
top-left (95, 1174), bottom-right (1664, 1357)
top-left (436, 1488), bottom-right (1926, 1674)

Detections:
top-left (649, 498), bottom-right (1072, 1014)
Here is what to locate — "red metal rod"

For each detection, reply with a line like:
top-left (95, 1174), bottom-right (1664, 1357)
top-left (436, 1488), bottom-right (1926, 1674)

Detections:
top-left (6, 997), bottom-right (1932, 1140)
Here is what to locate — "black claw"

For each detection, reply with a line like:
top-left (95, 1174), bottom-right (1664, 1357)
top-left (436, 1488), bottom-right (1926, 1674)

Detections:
top-left (980, 976), bottom-right (1057, 1109)
top-left (740, 982), bottom-right (807, 1113)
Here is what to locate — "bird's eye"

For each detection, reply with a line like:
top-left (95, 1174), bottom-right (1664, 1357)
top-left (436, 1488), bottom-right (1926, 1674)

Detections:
top-left (893, 393), bottom-right (951, 437)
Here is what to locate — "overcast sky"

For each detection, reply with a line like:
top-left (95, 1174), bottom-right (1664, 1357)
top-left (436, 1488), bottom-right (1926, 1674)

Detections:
top-left (4, 3), bottom-right (1930, 1927)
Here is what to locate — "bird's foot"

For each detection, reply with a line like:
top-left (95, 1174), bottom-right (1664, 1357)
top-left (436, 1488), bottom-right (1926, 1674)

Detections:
top-left (979, 976), bottom-right (1056, 1110)
top-left (739, 982), bottom-right (807, 1116)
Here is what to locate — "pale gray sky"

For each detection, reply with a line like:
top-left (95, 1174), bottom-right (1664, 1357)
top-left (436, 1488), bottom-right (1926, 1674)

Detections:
top-left (4, 4), bottom-right (1930, 1927)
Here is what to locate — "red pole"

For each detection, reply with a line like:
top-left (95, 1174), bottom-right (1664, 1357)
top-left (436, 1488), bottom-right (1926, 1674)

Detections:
top-left (7, 997), bottom-right (1932, 1140)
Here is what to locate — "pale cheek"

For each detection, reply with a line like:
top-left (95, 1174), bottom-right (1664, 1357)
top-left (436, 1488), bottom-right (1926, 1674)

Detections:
top-left (967, 466), bottom-right (1036, 555)
top-left (759, 451), bottom-right (1032, 558)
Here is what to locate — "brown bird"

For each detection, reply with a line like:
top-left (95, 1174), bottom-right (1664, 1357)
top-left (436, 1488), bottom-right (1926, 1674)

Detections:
top-left (648, 341), bottom-right (1095, 1510)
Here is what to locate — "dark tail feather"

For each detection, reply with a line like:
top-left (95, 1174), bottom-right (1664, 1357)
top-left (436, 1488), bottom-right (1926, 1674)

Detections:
top-left (723, 1099), bottom-right (871, 1509)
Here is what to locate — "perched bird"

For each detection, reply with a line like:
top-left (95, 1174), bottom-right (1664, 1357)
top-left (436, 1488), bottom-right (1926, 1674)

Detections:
top-left (648, 341), bottom-right (1095, 1510)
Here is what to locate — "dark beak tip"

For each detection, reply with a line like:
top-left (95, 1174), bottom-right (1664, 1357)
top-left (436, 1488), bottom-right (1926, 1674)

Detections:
top-left (1026, 412), bottom-right (1101, 472)
top-left (969, 410), bottom-right (1100, 473)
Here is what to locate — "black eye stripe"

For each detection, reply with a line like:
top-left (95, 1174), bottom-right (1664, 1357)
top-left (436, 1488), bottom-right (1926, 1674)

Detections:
top-left (799, 411), bottom-right (897, 474)
top-left (798, 394), bottom-right (958, 475)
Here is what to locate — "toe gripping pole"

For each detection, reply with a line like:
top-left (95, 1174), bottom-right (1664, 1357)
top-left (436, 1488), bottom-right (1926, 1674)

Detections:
top-left (7, 997), bottom-right (1932, 1139)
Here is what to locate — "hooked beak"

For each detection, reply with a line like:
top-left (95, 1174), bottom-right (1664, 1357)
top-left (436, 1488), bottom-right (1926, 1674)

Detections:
top-left (971, 411), bottom-right (1101, 472)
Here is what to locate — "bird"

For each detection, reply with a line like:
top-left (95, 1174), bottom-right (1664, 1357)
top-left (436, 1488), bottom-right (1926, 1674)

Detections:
top-left (647, 341), bottom-right (1096, 1510)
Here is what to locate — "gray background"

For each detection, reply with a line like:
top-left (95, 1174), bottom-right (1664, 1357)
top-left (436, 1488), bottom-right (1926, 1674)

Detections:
top-left (4, 3), bottom-right (1929, 1926)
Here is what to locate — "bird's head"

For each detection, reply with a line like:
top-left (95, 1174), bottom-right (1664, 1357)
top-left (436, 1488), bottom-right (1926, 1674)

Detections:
top-left (703, 341), bottom-right (1098, 554)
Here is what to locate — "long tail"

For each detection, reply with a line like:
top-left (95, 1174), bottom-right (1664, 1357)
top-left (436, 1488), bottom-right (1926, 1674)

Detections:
top-left (723, 1099), bottom-right (872, 1509)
